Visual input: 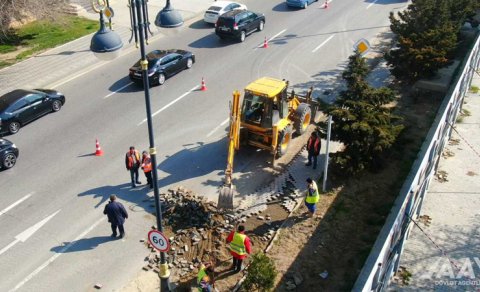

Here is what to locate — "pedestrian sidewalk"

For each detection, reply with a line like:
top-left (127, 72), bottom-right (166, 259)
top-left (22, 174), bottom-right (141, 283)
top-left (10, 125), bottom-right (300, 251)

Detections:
top-left (0, 0), bottom-right (212, 96)
top-left (388, 75), bottom-right (480, 291)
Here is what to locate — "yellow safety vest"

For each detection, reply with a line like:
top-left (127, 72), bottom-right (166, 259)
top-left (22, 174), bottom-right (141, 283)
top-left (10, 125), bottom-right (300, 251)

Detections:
top-left (197, 266), bottom-right (208, 285)
top-left (229, 232), bottom-right (247, 255)
top-left (305, 180), bottom-right (319, 204)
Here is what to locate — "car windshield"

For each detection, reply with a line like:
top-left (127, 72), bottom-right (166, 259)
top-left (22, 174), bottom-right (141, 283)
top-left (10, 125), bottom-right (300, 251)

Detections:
top-left (207, 6), bottom-right (222, 11)
top-left (218, 17), bottom-right (235, 26)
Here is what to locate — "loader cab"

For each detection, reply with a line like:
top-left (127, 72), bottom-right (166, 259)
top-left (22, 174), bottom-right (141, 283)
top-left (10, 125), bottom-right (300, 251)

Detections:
top-left (241, 78), bottom-right (289, 129)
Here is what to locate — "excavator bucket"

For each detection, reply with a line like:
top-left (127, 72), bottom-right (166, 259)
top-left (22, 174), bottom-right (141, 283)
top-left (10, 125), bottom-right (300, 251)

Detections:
top-left (218, 185), bottom-right (236, 210)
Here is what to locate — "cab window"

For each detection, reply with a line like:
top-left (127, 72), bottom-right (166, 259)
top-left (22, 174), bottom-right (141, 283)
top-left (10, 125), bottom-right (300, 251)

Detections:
top-left (242, 93), bottom-right (265, 124)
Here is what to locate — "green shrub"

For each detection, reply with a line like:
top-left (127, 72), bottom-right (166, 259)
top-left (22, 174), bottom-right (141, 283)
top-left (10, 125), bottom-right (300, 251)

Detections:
top-left (470, 86), bottom-right (479, 93)
top-left (242, 252), bottom-right (277, 292)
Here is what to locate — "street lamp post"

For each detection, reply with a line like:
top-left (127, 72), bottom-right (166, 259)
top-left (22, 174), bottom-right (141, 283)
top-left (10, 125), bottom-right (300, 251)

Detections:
top-left (155, 0), bottom-right (184, 28)
top-left (90, 0), bottom-right (176, 290)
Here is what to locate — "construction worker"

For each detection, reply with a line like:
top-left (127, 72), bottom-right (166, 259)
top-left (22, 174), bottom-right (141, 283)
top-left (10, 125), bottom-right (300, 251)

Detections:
top-left (305, 177), bottom-right (319, 217)
top-left (226, 224), bottom-right (251, 273)
top-left (141, 150), bottom-right (153, 189)
top-left (125, 146), bottom-right (141, 188)
top-left (306, 131), bottom-right (321, 169)
top-left (197, 262), bottom-right (214, 292)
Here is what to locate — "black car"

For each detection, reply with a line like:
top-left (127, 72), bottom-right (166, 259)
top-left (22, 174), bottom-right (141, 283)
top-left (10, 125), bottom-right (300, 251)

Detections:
top-left (0, 89), bottom-right (65, 135)
top-left (0, 138), bottom-right (19, 169)
top-left (215, 9), bottom-right (265, 42)
top-left (129, 49), bottom-right (195, 86)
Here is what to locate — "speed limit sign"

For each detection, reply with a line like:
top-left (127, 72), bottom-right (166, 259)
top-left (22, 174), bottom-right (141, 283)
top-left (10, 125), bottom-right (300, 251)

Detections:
top-left (148, 230), bottom-right (170, 252)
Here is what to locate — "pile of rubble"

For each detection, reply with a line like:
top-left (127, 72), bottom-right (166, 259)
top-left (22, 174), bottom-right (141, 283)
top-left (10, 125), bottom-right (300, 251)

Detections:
top-left (142, 187), bottom-right (237, 280)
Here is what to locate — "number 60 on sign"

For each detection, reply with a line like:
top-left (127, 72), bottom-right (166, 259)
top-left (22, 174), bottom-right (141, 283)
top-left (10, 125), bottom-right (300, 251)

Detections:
top-left (147, 230), bottom-right (170, 252)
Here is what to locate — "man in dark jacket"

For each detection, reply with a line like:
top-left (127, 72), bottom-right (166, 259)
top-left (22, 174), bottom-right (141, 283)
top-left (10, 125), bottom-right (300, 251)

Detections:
top-left (103, 195), bottom-right (128, 238)
top-left (306, 131), bottom-right (321, 169)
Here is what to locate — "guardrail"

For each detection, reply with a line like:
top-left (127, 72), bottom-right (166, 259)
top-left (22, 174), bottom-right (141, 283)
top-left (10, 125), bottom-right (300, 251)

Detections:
top-left (352, 32), bottom-right (480, 292)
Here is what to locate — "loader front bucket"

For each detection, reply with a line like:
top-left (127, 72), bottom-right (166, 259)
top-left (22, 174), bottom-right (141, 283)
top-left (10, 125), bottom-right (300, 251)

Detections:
top-left (217, 185), bottom-right (236, 210)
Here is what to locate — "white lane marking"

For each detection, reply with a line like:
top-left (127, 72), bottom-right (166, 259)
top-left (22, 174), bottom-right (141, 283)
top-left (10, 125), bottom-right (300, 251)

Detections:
top-left (0, 210), bottom-right (60, 256)
top-left (10, 217), bottom-right (104, 292)
top-left (256, 29), bottom-right (287, 48)
top-left (137, 85), bottom-right (199, 126)
top-left (312, 34), bottom-right (335, 53)
top-left (367, 0), bottom-right (378, 9)
top-left (104, 82), bottom-right (134, 99)
top-left (0, 193), bottom-right (33, 217)
top-left (206, 118), bottom-right (230, 138)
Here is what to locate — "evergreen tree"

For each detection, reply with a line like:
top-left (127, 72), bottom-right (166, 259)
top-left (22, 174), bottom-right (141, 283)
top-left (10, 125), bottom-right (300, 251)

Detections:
top-left (386, 0), bottom-right (458, 82)
top-left (320, 53), bottom-right (404, 174)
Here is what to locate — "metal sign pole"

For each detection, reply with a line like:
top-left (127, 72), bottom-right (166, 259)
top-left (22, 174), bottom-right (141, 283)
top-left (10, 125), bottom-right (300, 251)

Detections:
top-left (322, 115), bottom-right (332, 192)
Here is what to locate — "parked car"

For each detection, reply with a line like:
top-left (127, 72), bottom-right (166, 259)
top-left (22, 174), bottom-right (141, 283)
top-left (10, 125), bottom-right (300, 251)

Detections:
top-left (0, 138), bottom-right (18, 169)
top-left (204, 1), bottom-right (247, 24)
top-left (215, 10), bottom-right (265, 42)
top-left (286, 0), bottom-right (318, 9)
top-left (0, 89), bottom-right (65, 135)
top-left (129, 49), bottom-right (195, 86)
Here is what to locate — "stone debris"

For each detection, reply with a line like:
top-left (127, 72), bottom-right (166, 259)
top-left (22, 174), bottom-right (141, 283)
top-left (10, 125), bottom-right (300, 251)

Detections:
top-left (319, 270), bottom-right (329, 279)
top-left (94, 283), bottom-right (103, 289)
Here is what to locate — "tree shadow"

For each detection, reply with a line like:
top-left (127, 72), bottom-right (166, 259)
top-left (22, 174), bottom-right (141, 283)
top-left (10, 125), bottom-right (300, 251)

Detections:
top-left (50, 236), bottom-right (114, 253)
top-left (188, 33), bottom-right (238, 49)
top-left (272, 2), bottom-right (296, 12)
top-left (189, 19), bottom-right (215, 30)
top-left (364, 0), bottom-right (409, 5)
top-left (109, 76), bottom-right (141, 93)
top-left (77, 182), bottom-right (151, 209)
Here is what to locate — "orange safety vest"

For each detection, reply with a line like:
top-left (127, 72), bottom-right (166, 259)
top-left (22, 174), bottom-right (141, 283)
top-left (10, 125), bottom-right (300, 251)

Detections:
top-left (142, 156), bottom-right (152, 172)
top-left (127, 150), bottom-right (140, 168)
top-left (229, 232), bottom-right (247, 256)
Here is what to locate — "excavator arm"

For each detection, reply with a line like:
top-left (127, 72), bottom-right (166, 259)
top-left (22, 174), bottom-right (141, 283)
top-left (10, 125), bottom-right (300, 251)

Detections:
top-left (218, 90), bottom-right (241, 210)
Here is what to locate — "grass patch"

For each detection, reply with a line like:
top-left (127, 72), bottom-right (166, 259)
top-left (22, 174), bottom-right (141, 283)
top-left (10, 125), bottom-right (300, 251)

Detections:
top-left (0, 15), bottom-right (98, 66)
top-left (470, 85), bottom-right (479, 93)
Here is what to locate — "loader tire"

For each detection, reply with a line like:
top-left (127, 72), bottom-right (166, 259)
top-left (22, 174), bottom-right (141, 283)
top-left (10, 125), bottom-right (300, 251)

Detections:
top-left (294, 103), bottom-right (311, 136)
top-left (276, 126), bottom-right (292, 157)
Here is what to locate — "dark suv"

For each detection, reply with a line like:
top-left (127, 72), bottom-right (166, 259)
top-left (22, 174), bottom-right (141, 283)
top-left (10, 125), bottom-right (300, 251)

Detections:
top-left (215, 10), bottom-right (265, 42)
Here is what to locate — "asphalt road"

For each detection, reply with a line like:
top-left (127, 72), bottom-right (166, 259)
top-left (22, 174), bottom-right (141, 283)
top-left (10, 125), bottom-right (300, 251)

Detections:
top-left (0, 0), bottom-right (408, 291)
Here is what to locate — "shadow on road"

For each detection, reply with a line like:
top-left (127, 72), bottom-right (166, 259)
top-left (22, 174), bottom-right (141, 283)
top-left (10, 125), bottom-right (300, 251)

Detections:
top-left (78, 182), bottom-right (151, 209)
top-left (189, 19), bottom-right (214, 30)
top-left (188, 33), bottom-right (236, 49)
top-left (50, 236), bottom-right (114, 253)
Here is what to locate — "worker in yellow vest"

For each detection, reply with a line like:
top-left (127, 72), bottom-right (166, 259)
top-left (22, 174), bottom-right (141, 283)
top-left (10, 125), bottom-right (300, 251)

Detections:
top-left (197, 262), bottom-right (214, 292)
top-left (305, 177), bottom-right (319, 217)
top-left (226, 224), bottom-right (252, 273)
top-left (141, 151), bottom-right (153, 189)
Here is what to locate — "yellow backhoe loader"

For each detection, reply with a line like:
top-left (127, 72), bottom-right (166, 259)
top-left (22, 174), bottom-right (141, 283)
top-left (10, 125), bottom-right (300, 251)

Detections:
top-left (218, 77), bottom-right (318, 210)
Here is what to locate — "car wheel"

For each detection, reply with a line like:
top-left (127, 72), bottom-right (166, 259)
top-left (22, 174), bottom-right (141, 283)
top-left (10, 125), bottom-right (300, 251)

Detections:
top-left (158, 73), bottom-right (166, 85)
top-left (2, 153), bottom-right (17, 169)
top-left (186, 58), bottom-right (193, 69)
top-left (239, 31), bottom-right (246, 42)
top-left (8, 122), bottom-right (20, 134)
top-left (52, 100), bottom-right (62, 112)
top-left (303, 2), bottom-right (308, 8)
top-left (258, 21), bottom-right (264, 32)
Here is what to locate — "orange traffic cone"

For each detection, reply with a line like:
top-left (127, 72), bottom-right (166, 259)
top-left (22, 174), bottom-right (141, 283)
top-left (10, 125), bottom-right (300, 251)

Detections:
top-left (263, 37), bottom-right (269, 48)
top-left (201, 77), bottom-right (207, 91)
top-left (95, 139), bottom-right (104, 156)
top-left (324, 0), bottom-right (328, 9)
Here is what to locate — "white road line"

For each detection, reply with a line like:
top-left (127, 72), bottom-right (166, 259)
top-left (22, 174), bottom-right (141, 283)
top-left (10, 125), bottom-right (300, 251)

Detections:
top-left (137, 85), bottom-right (199, 126)
top-left (256, 29), bottom-right (287, 48)
top-left (0, 210), bottom-right (60, 257)
top-left (312, 34), bottom-right (335, 53)
top-left (10, 217), bottom-right (104, 292)
top-left (367, 0), bottom-right (378, 9)
top-left (104, 82), bottom-right (134, 99)
top-left (206, 118), bottom-right (229, 138)
top-left (0, 193), bottom-right (33, 217)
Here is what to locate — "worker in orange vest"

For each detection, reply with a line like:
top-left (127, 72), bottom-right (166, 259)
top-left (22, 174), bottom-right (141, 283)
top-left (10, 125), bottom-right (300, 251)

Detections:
top-left (306, 131), bottom-right (321, 169)
top-left (141, 150), bottom-right (153, 189)
top-left (125, 146), bottom-right (141, 188)
top-left (226, 224), bottom-right (251, 273)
